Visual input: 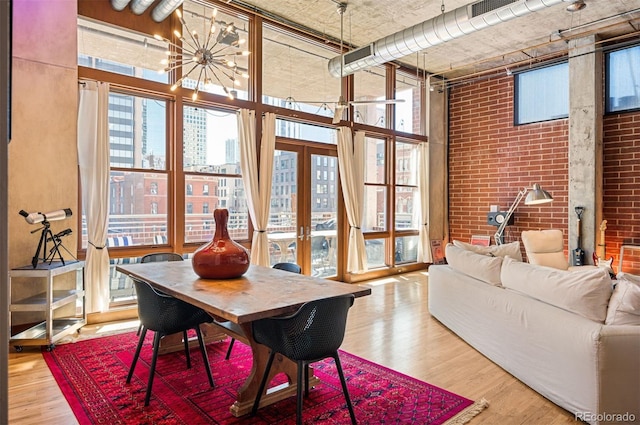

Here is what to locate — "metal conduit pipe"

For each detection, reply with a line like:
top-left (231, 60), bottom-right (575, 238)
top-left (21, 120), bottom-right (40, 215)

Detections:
top-left (152, 0), bottom-right (184, 23)
top-left (110, 0), bottom-right (132, 12)
top-left (130, 0), bottom-right (155, 15)
top-left (328, 0), bottom-right (570, 77)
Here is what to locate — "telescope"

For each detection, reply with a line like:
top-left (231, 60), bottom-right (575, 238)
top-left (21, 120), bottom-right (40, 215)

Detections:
top-left (18, 208), bottom-right (74, 268)
top-left (19, 208), bottom-right (72, 225)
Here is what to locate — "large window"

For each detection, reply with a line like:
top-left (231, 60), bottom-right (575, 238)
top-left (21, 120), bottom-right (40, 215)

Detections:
top-left (394, 141), bottom-right (420, 263)
top-left (354, 66), bottom-right (388, 127)
top-left (262, 25), bottom-right (338, 118)
top-left (606, 44), bottom-right (640, 113)
top-left (183, 106), bottom-right (248, 243)
top-left (515, 62), bottom-right (569, 125)
top-left (81, 92), bottom-right (169, 249)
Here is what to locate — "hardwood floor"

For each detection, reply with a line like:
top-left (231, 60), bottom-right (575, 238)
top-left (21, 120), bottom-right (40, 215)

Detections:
top-left (8, 271), bottom-right (581, 424)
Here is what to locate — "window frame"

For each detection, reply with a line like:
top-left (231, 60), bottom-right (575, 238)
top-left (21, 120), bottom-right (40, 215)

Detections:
top-left (514, 61), bottom-right (569, 125)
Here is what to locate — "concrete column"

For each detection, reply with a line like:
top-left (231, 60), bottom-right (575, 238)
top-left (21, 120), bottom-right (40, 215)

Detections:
top-left (428, 77), bottom-right (449, 242)
top-left (568, 35), bottom-right (603, 265)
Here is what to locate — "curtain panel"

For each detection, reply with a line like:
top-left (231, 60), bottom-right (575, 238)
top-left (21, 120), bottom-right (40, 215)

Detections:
top-left (77, 80), bottom-right (111, 313)
top-left (337, 127), bottom-right (367, 273)
top-left (417, 142), bottom-right (432, 263)
top-left (238, 109), bottom-right (276, 266)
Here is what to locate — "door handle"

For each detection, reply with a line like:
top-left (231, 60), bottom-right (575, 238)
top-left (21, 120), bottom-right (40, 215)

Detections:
top-left (298, 226), bottom-right (304, 241)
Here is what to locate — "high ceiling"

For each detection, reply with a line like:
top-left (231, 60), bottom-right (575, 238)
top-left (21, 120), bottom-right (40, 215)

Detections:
top-left (228, 0), bottom-right (640, 81)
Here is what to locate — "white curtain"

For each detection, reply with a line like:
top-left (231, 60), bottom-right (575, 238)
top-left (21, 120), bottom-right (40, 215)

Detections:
top-left (337, 127), bottom-right (367, 273)
top-left (77, 81), bottom-right (111, 313)
top-left (238, 109), bottom-right (276, 266)
top-left (417, 142), bottom-right (432, 263)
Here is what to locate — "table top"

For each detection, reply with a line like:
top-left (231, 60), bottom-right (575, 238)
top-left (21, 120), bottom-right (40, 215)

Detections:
top-left (117, 262), bottom-right (371, 324)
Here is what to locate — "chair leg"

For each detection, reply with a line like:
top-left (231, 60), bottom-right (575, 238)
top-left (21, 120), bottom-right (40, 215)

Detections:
top-left (225, 338), bottom-right (235, 360)
top-left (296, 361), bottom-right (304, 425)
top-left (136, 323), bottom-right (143, 336)
top-left (195, 325), bottom-right (214, 387)
top-left (333, 354), bottom-right (357, 425)
top-left (183, 330), bottom-right (191, 369)
top-left (251, 350), bottom-right (276, 416)
top-left (126, 327), bottom-right (147, 384)
top-left (304, 363), bottom-right (310, 397)
top-left (145, 332), bottom-right (163, 406)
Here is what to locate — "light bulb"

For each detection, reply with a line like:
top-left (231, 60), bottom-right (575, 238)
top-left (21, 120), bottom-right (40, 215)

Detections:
top-left (170, 83), bottom-right (178, 91)
top-left (242, 51), bottom-right (250, 56)
top-left (192, 91), bottom-right (198, 101)
top-left (234, 79), bottom-right (241, 86)
top-left (241, 72), bottom-right (249, 79)
top-left (238, 39), bottom-right (246, 45)
top-left (153, 34), bottom-right (164, 41)
top-left (175, 9), bottom-right (182, 19)
top-left (227, 60), bottom-right (236, 67)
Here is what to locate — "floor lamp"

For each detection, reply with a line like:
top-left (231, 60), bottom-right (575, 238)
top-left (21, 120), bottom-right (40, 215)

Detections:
top-left (494, 183), bottom-right (553, 245)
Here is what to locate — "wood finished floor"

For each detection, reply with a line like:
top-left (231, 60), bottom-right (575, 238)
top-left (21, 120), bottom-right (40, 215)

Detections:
top-left (8, 271), bottom-right (582, 424)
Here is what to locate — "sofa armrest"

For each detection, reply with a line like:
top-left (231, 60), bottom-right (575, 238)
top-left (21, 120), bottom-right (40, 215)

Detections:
top-left (596, 325), bottom-right (640, 423)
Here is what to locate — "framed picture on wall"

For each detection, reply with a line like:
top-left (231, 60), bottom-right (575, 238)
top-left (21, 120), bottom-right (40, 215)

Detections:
top-left (430, 240), bottom-right (446, 264)
top-left (470, 235), bottom-right (491, 246)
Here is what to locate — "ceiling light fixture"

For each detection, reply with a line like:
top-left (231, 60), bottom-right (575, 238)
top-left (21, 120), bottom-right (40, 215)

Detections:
top-left (154, 8), bottom-right (250, 101)
top-left (566, 0), bottom-right (586, 12)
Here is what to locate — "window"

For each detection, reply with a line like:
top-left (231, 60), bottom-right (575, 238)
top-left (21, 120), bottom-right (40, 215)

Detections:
top-left (183, 106), bottom-right (248, 243)
top-left (606, 44), bottom-right (640, 113)
top-left (396, 71), bottom-right (422, 134)
top-left (262, 25), bottom-right (338, 119)
top-left (354, 65), bottom-right (388, 128)
top-left (363, 137), bottom-right (387, 232)
top-left (515, 62), bottom-right (568, 125)
top-left (77, 18), bottom-right (169, 84)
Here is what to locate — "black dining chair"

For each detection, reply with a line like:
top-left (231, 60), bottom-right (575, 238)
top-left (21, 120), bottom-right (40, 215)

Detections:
top-left (224, 262), bottom-right (302, 360)
top-left (251, 294), bottom-right (357, 425)
top-left (126, 278), bottom-right (214, 406)
top-left (272, 262), bottom-right (302, 274)
top-left (136, 252), bottom-right (184, 336)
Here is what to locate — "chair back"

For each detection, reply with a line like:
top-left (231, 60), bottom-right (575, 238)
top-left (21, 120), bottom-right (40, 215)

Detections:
top-left (141, 252), bottom-right (183, 263)
top-left (253, 294), bottom-right (354, 361)
top-left (521, 229), bottom-right (569, 270)
top-left (272, 262), bottom-right (302, 274)
top-left (132, 278), bottom-right (210, 334)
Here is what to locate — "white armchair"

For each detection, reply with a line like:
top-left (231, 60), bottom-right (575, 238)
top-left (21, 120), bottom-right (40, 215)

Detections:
top-left (521, 229), bottom-right (596, 271)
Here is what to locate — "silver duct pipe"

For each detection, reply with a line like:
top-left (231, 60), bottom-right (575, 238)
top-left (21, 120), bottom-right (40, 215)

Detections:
top-left (328, 0), bottom-right (569, 77)
top-left (130, 0), bottom-right (155, 15)
top-left (110, 0), bottom-right (132, 12)
top-left (151, 0), bottom-right (184, 23)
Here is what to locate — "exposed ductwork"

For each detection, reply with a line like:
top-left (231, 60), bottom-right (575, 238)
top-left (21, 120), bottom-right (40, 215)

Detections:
top-left (151, 0), bottom-right (185, 22)
top-left (328, 0), bottom-right (572, 77)
top-left (131, 0), bottom-right (155, 15)
top-left (110, 0), bottom-right (132, 11)
top-left (109, 0), bottom-right (183, 22)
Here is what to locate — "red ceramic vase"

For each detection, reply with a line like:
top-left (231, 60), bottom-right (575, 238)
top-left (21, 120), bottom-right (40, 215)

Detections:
top-left (192, 208), bottom-right (250, 279)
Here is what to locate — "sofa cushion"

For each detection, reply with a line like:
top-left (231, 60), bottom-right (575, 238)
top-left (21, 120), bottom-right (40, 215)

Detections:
top-left (445, 243), bottom-right (503, 286)
top-left (501, 257), bottom-right (613, 322)
top-left (452, 240), bottom-right (523, 262)
top-left (606, 275), bottom-right (640, 325)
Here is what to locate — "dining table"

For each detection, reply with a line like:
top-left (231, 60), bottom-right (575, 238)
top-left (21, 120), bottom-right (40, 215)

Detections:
top-left (117, 261), bottom-right (371, 417)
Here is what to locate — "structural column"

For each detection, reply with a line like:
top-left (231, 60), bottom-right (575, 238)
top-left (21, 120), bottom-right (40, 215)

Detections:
top-left (568, 35), bottom-right (603, 264)
top-left (428, 77), bottom-right (449, 243)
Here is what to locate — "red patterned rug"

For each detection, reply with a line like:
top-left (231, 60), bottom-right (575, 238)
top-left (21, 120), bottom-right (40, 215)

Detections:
top-left (43, 331), bottom-right (487, 424)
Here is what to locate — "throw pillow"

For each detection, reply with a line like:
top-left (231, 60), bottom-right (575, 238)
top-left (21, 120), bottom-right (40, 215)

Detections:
top-left (445, 243), bottom-right (503, 286)
top-left (501, 257), bottom-right (613, 323)
top-left (452, 240), bottom-right (523, 262)
top-left (606, 276), bottom-right (640, 326)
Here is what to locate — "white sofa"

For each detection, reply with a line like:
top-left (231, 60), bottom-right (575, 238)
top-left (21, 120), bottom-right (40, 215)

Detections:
top-left (428, 242), bottom-right (640, 425)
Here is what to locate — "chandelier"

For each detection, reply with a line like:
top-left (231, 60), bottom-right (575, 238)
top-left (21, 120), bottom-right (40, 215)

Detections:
top-left (154, 8), bottom-right (250, 101)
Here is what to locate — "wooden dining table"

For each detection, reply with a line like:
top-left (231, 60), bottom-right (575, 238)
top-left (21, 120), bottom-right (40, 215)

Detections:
top-left (117, 261), bottom-right (371, 417)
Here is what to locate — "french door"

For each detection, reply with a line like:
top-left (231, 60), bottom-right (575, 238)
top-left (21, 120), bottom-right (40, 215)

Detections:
top-left (268, 144), bottom-right (340, 277)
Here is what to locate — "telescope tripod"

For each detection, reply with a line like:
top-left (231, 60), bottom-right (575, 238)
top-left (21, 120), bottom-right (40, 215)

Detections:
top-left (30, 221), bottom-right (70, 268)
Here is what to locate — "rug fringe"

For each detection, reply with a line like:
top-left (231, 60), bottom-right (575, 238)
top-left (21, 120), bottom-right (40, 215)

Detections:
top-left (444, 398), bottom-right (489, 425)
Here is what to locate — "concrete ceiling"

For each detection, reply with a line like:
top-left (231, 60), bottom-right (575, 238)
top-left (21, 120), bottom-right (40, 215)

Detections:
top-left (229, 0), bottom-right (640, 81)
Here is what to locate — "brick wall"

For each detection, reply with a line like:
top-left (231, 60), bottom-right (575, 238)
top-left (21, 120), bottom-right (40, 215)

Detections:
top-left (603, 111), bottom-right (640, 273)
top-left (448, 75), bottom-right (640, 273)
